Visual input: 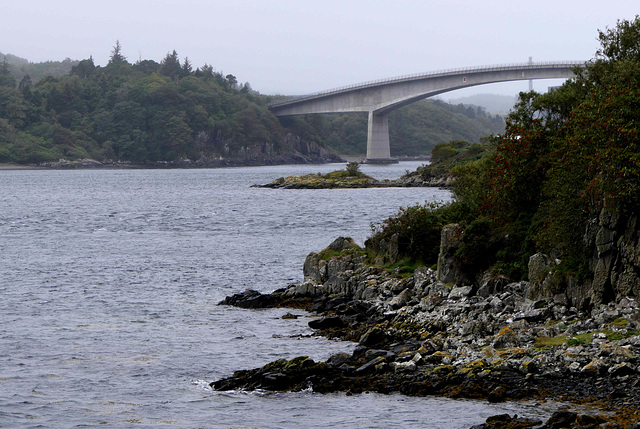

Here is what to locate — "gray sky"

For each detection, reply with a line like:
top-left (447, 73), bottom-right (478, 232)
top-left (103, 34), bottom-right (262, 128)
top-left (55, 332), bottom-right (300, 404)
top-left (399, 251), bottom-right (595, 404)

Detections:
top-left (2, 1), bottom-right (638, 97)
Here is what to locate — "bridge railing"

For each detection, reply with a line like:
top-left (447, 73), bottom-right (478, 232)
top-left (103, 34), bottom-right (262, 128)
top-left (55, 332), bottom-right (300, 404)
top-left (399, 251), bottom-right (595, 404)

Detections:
top-left (269, 61), bottom-right (586, 108)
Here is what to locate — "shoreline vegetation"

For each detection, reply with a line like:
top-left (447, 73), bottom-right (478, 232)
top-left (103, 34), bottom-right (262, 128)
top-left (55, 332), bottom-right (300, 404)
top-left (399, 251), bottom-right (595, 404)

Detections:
top-left (215, 18), bottom-right (640, 428)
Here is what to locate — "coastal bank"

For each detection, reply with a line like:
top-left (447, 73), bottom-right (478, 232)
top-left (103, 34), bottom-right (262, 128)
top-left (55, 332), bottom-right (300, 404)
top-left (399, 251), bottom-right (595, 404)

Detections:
top-left (215, 236), bottom-right (640, 428)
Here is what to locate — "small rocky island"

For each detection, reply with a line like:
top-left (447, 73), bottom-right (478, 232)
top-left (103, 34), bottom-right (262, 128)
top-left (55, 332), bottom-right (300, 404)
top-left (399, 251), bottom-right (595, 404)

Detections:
top-left (254, 162), bottom-right (453, 189)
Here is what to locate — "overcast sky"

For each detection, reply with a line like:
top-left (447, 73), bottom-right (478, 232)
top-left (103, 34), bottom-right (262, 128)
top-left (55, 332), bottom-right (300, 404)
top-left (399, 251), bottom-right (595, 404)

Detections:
top-left (2, 1), bottom-right (638, 97)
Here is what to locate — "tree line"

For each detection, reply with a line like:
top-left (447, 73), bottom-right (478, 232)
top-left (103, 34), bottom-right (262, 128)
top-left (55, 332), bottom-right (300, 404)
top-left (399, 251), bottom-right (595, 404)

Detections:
top-left (0, 42), bottom-right (504, 165)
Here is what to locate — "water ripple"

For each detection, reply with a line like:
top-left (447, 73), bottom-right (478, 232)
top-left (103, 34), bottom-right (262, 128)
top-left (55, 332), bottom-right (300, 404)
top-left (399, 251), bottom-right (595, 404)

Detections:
top-left (0, 164), bottom-right (552, 427)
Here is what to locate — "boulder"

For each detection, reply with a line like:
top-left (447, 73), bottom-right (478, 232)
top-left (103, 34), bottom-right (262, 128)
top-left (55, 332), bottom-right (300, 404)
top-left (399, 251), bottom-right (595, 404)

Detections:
top-left (308, 316), bottom-right (344, 330)
top-left (217, 289), bottom-right (276, 308)
top-left (448, 285), bottom-right (473, 300)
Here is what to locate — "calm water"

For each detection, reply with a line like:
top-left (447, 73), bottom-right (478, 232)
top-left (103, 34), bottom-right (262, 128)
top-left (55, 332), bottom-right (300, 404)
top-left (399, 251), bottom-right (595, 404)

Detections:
top-left (1, 163), bottom-right (552, 428)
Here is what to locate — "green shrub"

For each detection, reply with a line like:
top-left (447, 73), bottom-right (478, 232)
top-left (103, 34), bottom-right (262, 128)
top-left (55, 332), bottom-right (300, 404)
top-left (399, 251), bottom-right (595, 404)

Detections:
top-left (366, 202), bottom-right (457, 265)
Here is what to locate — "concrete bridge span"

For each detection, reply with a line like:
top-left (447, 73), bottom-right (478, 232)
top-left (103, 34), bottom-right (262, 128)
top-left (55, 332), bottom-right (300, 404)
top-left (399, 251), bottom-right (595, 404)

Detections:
top-left (269, 61), bottom-right (584, 162)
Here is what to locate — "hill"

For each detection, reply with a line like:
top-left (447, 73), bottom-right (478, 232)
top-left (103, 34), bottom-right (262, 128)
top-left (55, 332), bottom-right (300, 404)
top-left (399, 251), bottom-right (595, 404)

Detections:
top-left (305, 99), bottom-right (504, 157)
top-left (0, 46), bottom-right (504, 165)
top-left (445, 93), bottom-right (517, 115)
top-left (1, 51), bottom-right (78, 83)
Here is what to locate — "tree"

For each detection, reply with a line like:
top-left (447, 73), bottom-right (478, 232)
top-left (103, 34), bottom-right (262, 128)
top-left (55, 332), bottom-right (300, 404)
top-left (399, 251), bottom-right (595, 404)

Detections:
top-left (181, 57), bottom-right (192, 77)
top-left (109, 40), bottom-right (127, 64)
top-left (346, 161), bottom-right (360, 176)
top-left (0, 56), bottom-right (16, 88)
top-left (160, 50), bottom-right (182, 82)
top-left (18, 74), bottom-right (32, 91)
top-left (71, 57), bottom-right (96, 78)
top-left (596, 16), bottom-right (640, 62)
top-left (474, 15), bottom-right (640, 278)
top-left (225, 74), bottom-right (237, 89)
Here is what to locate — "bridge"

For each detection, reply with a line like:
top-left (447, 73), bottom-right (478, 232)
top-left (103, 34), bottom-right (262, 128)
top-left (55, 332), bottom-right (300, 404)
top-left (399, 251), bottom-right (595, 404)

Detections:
top-left (269, 61), bottom-right (584, 162)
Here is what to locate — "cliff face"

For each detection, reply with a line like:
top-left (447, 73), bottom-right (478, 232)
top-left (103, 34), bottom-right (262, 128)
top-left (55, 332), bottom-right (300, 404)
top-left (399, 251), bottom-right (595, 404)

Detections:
top-left (194, 131), bottom-right (344, 166)
top-left (585, 209), bottom-right (640, 305)
top-left (438, 208), bottom-right (640, 310)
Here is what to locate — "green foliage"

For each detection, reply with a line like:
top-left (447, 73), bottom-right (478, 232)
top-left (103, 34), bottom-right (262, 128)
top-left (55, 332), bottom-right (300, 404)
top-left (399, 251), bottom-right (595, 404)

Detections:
top-left (0, 57), bottom-right (17, 88)
top-left (362, 17), bottom-right (640, 285)
top-left (271, 166), bottom-right (374, 188)
top-left (430, 139), bottom-right (469, 164)
top-left (0, 46), bottom-right (330, 165)
top-left (479, 16), bottom-right (640, 278)
top-left (0, 51), bottom-right (78, 84)
top-left (407, 138), bottom-right (493, 184)
top-left (386, 257), bottom-right (423, 278)
top-left (366, 202), bottom-right (457, 265)
top-left (345, 161), bottom-right (361, 176)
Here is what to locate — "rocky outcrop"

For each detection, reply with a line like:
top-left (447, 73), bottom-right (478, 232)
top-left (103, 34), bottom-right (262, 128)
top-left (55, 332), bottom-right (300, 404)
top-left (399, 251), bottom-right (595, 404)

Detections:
top-left (257, 172), bottom-right (453, 189)
top-left (436, 224), bottom-right (465, 284)
top-left (215, 235), bottom-right (640, 427)
top-left (587, 209), bottom-right (640, 304)
top-left (526, 208), bottom-right (640, 311)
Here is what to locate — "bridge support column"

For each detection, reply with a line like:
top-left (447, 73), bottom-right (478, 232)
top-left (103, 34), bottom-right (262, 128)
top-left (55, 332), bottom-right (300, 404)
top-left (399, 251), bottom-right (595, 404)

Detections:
top-left (366, 111), bottom-right (395, 163)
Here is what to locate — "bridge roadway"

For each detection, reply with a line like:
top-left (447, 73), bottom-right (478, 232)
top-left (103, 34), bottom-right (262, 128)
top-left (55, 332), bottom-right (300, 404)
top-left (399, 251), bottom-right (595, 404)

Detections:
top-left (269, 61), bottom-right (584, 162)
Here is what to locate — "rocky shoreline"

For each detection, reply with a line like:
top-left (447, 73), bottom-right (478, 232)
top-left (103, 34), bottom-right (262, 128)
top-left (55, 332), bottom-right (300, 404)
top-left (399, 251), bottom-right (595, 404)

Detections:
top-left (214, 237), bottom-right (640, 428)
top-left (0, 152), bottom-right (345, 170)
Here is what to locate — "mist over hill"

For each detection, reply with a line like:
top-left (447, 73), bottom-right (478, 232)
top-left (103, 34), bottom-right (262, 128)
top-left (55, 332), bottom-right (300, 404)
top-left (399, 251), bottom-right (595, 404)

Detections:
top-left (0, 51), bottom-right (78, 83)
top-left (445, 94), bottom-right (517, 116)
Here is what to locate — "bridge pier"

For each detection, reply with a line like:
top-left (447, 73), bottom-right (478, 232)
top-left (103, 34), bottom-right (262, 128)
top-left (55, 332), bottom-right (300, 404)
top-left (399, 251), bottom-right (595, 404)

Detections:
top-left (366, 111), bottom-right (396, 163)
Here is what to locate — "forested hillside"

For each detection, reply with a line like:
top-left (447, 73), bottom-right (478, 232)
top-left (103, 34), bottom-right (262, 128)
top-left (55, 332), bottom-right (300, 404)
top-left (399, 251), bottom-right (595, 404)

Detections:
top-left (0, 52), bottom-right (78, 83)
top-left (292, 100), bottom-right (504, 157)
top-left (0, 43), bottom-right (504, 165)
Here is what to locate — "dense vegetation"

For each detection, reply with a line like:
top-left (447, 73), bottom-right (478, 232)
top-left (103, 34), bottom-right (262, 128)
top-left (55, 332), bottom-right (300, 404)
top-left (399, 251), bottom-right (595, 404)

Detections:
top-left (0, 43), bottom-right (297, 164)
top-left (367, 16), bottom-right (640, 286)
top-left (314, 101), bottom-right (504, 157)
top-left (0, 43), bottom-right (504, 165)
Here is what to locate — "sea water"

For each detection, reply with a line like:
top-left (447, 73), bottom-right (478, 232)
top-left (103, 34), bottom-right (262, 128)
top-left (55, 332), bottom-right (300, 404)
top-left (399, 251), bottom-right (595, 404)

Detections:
top-left (1, 162), bottom-right (555, 428)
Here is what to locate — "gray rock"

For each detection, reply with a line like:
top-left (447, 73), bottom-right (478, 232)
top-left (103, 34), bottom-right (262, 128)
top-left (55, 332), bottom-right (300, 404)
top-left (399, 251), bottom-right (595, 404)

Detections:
top-left (390, 288), bottom-right (413, 309)
top-left (448, 285), bottom-right (473, 300)
top-left (436, 224), bottom-right (464, 284)
top-left (608, 362), bottom-right (636, 376)
top-left (528, 253), bottom-right (553, 284)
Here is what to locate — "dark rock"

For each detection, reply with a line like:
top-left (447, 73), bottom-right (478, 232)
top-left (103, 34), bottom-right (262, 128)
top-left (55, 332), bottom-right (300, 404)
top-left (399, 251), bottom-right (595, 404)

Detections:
top-left (576, 414), bottom-right (606, 428)
top-left (261, 372), bottom-right (289, 389)
top-left (355, 356), bottom-right (386, 373)
top-left (359, 326), bottom-right (388, 347)
top-left (327, 237), bottom-right (358, 252)
top-left (327, 352), bottom-right (351, 368)
top-left (544, 410), bottom-right (577, 428)
top-left (308, 316), bottom-right (344, 330)
top-left (608, 362), bottom-right (636, 377)
top-left (473, 413), bottom-right (542, 429)
top-left (487, 385), bottom-right (507, 403)
top-left (217, 289), bottom-right (277, 308)
top-left (436, 224), bottom-right (464, 284)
